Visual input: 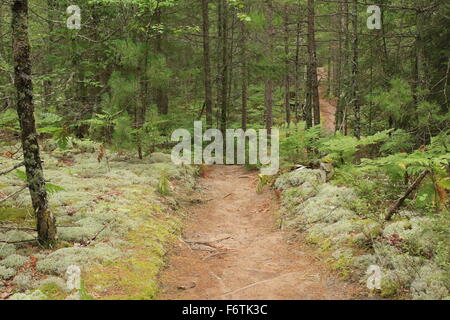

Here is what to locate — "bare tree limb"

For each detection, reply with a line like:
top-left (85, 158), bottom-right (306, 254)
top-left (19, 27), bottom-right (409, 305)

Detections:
top-left (386, 169), bottom-right (430, 221)
top-left (0, 161), bottom-right (24, 176)
top-left (0, 185), bottom-right (27, 204)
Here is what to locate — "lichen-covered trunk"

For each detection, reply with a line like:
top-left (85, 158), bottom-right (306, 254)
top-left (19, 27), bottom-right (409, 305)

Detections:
top-left (12, 0), bottom-right (56, 243)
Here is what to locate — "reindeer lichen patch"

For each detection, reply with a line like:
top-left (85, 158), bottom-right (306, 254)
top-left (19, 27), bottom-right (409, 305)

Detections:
top-left (0, 265), bottom-right (16, 280)
top-left (0, 254), bottom-right (29, 270)
top-left (1, 149), bottom-right (196, 299)
top-left (276, 168), bottom-right (450, 300)
top-left (0, 244), bottom-right (16, 259)
top-left (9, 290), bottom-right (47, 300)
top-left (36, 244), bottom-right (121, 275)
top-left (83, 187), bottom-right (185, 300)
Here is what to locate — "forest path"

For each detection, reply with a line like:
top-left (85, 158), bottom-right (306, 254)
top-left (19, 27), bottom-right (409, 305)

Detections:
top-left (318, 67), bottom-right (337, 133)
top-left (158, 165), bottom-right (359, 300)
top-left (320, 86), bottom-right (337, 133)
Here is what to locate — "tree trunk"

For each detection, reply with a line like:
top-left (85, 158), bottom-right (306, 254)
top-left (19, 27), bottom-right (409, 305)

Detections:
top-left (351, 0), bottom-right (360, 139)
top-left (307, 0), bottom-right (320, 126)
top-left (294, 19), bottom-right (302, 124)
top-left (201, 0), bottom-right (213, 128)
top-left (43, 0), bottom-right (56, 109)
top-left (240, 20), bottom-right (248, 131)
top-left (335, 0), bottom-right (344, 131)
top-left (137, 44), bottom-right (149, 159)
top-left (265, 0), bottom-right (274, 135)
top-left (220, 0), bottom-right (228, 134)
top-left (155, 3), bottom-right (169, 115)
top-left (12, 0), bottom-right (56, 244)
top-left (283, 6), bottom-right (291, 127)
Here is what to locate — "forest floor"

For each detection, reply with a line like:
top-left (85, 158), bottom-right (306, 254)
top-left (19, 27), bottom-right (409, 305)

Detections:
top-left (158, 165), bottom-right (361, 300)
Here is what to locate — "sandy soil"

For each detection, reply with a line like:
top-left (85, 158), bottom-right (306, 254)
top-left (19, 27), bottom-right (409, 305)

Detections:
top-left (158, 165), bottom-right (360, 300)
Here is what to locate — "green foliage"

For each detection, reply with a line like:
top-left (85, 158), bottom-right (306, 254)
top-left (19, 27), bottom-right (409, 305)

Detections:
top-left (157, 174), bottom-right (170, 196)
top-left (14, 170), bottom-right (64, 195)
top-left (0, 109), bottom-right (19, 133)
top-left (79, 281), bottom-right (94, 300)
top-left (256, 174), bottom-right (274, 194)
top-left (83, 110), bottom-right (123, 145)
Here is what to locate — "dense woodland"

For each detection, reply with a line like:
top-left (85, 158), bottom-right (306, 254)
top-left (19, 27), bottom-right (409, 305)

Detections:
top-left (0, 0), bottom-right (449, 300)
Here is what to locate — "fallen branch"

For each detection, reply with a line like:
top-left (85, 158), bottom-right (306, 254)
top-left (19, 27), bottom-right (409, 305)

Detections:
top-left (183, 240), bottom-right (219, 250)
top-left (0, 185), bottom-right (28, 204)
top-left (85, 219), bottom-right (116, 246)
top-left (386, 169), bottom-right (430, 221)
top-left (0, 161), bottom-right (24, 176)
top-left (0, 226), bottom-right (35, 231)
top-left (183, 236), bottom-right (232, 250)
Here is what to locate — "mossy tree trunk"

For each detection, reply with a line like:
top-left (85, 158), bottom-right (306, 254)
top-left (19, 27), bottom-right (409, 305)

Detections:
top-left (12, 0), bottom-right (56, 244)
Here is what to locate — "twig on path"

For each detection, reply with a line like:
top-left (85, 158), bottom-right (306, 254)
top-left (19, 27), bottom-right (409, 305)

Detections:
top-left (183, 240), bottom-right (219, 250)
top-left (223, 193), bottom-right (233, 199)
top-left (202, 251), bottom-right (228, 261)
top-left (182, 236), bottom-right (233, 253)
top-left (179, 237), bottom-right (193, 252)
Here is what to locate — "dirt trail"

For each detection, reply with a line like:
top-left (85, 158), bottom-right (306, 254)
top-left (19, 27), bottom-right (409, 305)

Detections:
top-left (158, 166), bottom-right (359, 300)
top-left (320, 87), bottom-right (337, 133)
top-left (318, 67), bottom-right (337, 133)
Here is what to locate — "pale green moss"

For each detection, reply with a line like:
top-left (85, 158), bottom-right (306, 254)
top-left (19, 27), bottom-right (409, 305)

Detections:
top-left (38, 282), bottom-right (67, 300)
top-left (38, 276), bottom-right (70, 294)
top-left (381, 279), bottom-right (399, 298)
top-left (0, 208), bottom-right (33, 224)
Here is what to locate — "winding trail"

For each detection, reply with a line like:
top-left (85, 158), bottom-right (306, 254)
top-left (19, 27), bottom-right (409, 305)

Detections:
top-left (158, 166), bottom-right (359, 300)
